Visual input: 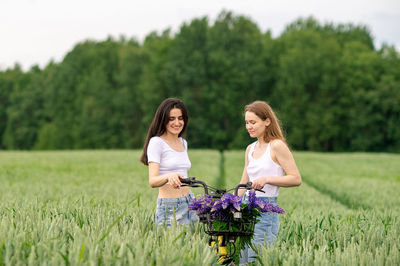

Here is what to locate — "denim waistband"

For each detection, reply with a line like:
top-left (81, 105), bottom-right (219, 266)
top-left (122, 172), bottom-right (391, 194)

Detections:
top-left (257, 197), bottom-right (277, 204)
top-left (157, 192), bottom-right (194, 204)
top-left (243, 194), bottom-right (277, 204)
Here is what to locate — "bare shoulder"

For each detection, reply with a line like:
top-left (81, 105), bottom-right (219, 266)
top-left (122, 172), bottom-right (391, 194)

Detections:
top-left (270, 139), bottom-right (291, 154)
top-left (270, 139), bottom-right (287, 148)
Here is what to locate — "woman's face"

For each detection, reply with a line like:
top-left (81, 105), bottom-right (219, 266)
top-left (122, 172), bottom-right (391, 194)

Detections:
top-left (165, 108), bottom-right (184, 136)
top-left (245, 111), bottom-right (270, 139)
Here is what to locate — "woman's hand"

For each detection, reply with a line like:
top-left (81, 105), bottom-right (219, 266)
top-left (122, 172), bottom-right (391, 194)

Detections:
top-left (252, 176), bottom-right (269, 190)
top-left (167, 173), bottom-right (183, 189)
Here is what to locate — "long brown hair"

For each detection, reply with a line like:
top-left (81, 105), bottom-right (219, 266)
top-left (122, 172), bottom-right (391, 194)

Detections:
top-left (245, 101), bottom-right (286, 143)
top-left (140, 98), bottom-right (188, 165)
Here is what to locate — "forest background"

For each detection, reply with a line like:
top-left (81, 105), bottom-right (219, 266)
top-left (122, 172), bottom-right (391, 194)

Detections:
top-left (1, 11), bottom-right (399, 152)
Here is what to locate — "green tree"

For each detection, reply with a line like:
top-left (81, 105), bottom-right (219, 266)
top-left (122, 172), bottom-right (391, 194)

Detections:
top-left (2, 65), bottom-right (45, 149)
top-left (0, 13), bottom-right (399, 152)
top-left (203, 11), bottom-right (266, 150)
top-left (0, 67), bottom-right (21, 148)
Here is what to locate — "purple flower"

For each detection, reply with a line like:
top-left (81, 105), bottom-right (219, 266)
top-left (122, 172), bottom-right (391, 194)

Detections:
top-left (231, 196), bottom-right (242, 211)
top-left (271, 205), bottom-right (285, 214)
top-left (188, 198), bottom-right (203, 211)
top-left (246, 190), bottom-right (285, 214)
top-left (212, 193), bottom-right (242, 214)
top-left (188, 191), bottom-right (284, 223)
top-left (188, 195), bottom-right (215, 215)
top-left (211, 200), bottom-right (223, 212)
top-left (247, 191), bottom-right (258, 210)
top-left (222, 193), bottom-right (242, 211)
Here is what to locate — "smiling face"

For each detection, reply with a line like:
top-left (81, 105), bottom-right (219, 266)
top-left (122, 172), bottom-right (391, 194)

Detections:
top-left (165, 108), bottom-right (184, 136)
top-left (245, 111), bottom-right (270, 139)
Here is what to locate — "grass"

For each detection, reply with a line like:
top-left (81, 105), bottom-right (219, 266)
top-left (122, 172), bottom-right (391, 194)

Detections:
top-left (224, 150), bottom-right (400, 265)
top-left (0, 150), bottom-right (399, 265)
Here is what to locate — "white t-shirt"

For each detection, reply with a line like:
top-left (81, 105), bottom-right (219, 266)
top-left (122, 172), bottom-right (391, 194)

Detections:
top-left (147, 136), bottom-right (191, 178)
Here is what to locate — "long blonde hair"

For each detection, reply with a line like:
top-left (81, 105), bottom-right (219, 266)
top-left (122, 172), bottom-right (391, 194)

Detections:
top-left (245, 101), bottom-right (286, 143)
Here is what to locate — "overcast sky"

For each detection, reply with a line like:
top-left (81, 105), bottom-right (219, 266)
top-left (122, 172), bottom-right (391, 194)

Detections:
top-left (1, 0), bottom-right (399, 70)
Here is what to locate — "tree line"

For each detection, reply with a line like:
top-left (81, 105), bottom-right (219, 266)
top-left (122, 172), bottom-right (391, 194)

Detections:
top-left (1, 11), bottom-right (399, 152)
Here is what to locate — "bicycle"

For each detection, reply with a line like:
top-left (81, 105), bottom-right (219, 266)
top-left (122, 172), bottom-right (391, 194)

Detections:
top-left (180, 177), bottom-right (265, 265)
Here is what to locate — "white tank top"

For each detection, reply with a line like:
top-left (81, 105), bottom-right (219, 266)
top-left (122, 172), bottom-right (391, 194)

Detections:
top-left (246, 141), bottom-right (284, 197)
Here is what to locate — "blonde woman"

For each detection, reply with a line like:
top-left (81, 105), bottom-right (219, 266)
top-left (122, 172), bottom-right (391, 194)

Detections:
top-left (238, 100), bottom-right (301, 264)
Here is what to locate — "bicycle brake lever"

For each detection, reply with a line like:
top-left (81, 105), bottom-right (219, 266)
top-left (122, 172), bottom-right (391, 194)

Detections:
top-left (246, 182), bottom-right (265, 193)
top-left (246, 182), bottom-right (253, 189)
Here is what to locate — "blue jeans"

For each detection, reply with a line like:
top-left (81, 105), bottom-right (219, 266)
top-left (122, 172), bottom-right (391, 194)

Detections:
top-left (240, 196), bottom-right (279, 265)
top-left (155, 192), bottom-right (199, 226)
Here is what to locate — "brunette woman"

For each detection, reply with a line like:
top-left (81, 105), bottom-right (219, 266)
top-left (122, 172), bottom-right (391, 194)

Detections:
top-left (140, 98), bottom-right (198, 226)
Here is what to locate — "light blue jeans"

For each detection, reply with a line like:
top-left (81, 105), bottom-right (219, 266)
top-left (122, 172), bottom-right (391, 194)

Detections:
top-left (240, 196), bottom-right (279, 265)
top-left (155, 192), bottom-right (199, 226)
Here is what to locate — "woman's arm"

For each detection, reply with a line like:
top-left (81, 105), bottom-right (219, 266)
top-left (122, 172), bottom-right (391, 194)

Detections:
top-left (238, 145), bottom-right (251, 197)
top-left (148, 162), bottom-right (183, 188)
top-left (252, 140), bottom-right (301, 189)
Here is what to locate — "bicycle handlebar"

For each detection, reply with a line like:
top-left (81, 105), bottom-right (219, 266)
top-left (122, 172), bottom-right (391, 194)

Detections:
top-left (234, 182), bottom-right (264, 196)
top-left (179, 177), bottom-right (264, 196)
top-left (180, 177), bottom-right (209, 195)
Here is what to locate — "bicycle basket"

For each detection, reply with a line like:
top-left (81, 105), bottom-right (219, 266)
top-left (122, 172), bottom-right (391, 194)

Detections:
top-left (198, 213), bottom-right (257, 237)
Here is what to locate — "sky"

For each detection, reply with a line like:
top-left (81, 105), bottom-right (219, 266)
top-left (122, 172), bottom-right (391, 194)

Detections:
top-left (1, 0), bottom-right (399, 71)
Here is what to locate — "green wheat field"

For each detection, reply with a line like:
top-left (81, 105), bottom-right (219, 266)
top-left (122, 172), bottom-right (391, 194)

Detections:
top-left (1, 150), bottom-right (399, 265)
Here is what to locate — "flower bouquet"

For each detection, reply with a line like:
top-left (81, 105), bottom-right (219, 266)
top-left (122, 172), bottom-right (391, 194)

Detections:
top-left (188, 190), bottom-right (285, 261)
